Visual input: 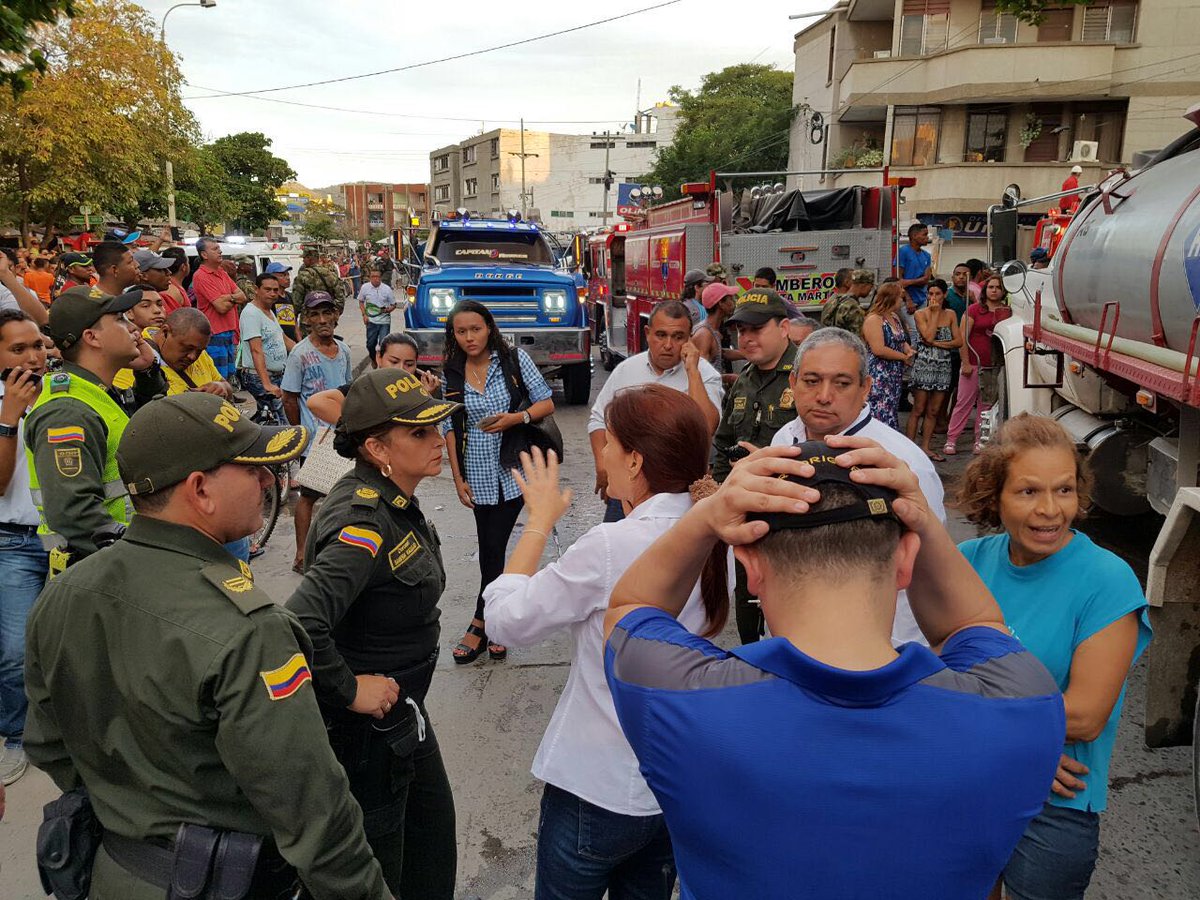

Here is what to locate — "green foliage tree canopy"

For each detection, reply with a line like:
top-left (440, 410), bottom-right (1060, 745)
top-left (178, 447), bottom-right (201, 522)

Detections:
top-left (0, 0), bottom-right (75, 94)
top-left (992, 0), bottom-right (1092, 24)
top-left (642, 64), bottom-right (796, 199)
top-left (209, 132), bottom-right (296, 234)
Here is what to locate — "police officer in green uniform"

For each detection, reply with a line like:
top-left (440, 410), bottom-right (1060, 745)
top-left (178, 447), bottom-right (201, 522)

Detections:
top-left (287, 368), bottom-right (461, 899)
top-left (293, 247), bottom-right (348, 330)
top-left (23, 392), bottom-right (394, 900)
top-left (24, 285), bottom-right (145, 572)
top-left (711, 287), bottom-right (799, 644)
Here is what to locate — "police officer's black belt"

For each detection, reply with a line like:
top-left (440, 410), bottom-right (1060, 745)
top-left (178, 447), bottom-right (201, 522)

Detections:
top-left (0, 521), bottom-right (37, 534)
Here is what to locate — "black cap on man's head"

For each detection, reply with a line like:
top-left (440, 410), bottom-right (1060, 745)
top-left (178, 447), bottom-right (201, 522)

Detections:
top-left (303, 291), bottom-right (336, 309)
top-left (49, 285), bottom-right (141, 350)
top-left (341, 369), bottom-right (461, 434)
top-left (727, 288), bottom-right (791, 326)
top-left (118, 393), bottom-right (310, 496)
top-left (747, 440), bottom-right (898, 532)
top-left (61, 252), bottom-right (93, 269)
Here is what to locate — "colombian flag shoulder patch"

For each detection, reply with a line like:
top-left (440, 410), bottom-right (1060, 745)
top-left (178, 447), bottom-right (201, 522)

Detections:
top-left (337, 525), bottom-right (382, 557)
top-left (260, 653), bottom-right (312, 701)
top-left (47, 426), bottom-right (85, 444)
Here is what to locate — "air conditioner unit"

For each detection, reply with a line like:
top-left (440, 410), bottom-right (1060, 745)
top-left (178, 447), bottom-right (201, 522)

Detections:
top-left (873, 50), bottom-right (892, 59)
top-left (1072, 140), bottom-right (1099, 162)
top-left (982, 37), bottom-right (1008, 44)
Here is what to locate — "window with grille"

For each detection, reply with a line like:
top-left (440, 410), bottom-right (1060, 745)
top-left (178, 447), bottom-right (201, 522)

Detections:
top-left (900, 0), bottom-right (950, 56)
top-left (590, 140), bottom-right (617, 150)
top-left (979, 1), bottom-right (1018, 43)
top-left (463, 145), bottom-right (477, 164)
top-left (965, 107), bottom-right (1008, 161)
top-left (464, 178), bottom-right (477, 197)
top-left (626, 141), bottom-right (657, 149)
top-left (434, 156), bottom-right (449, 172)
top-left (891, 106), bottom-right (942, 166)
top-left (434, 185), bottom-right (449, 201)
top-left (1082, 2), bottom-right (1137, 41)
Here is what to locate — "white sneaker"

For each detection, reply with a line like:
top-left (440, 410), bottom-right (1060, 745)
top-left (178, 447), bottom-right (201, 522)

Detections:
top-left (0, 746), bottom-right (28, 785)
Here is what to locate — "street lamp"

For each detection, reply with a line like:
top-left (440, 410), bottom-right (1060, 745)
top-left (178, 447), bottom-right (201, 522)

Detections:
top-left (160, 0), bottom-right (217, 42)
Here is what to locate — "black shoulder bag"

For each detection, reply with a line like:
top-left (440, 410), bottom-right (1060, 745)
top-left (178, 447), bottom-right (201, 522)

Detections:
top-left (496, 347), bottom-right (563, 470)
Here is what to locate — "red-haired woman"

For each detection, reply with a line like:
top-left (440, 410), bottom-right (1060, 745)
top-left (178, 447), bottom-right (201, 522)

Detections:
top-left (485, 384), bottom-right (731, 899)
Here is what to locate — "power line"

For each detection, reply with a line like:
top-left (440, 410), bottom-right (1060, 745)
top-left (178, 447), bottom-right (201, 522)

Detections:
top-left (183, 0), bottom-right (682, 99)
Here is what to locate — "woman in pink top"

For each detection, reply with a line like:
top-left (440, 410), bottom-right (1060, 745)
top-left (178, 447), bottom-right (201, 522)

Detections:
top-left (945, 275), bottom-right (1011, 455)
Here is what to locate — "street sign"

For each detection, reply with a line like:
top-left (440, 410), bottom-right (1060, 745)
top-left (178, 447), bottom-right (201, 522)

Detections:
top-left (78, 205), bottom-right (91, 216)
top-left (68, 215), bottom-right (87, 225)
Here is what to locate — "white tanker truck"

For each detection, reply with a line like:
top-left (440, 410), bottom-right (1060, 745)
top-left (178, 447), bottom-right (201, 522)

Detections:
top-left (987, 106), bottom-right (1200, 816)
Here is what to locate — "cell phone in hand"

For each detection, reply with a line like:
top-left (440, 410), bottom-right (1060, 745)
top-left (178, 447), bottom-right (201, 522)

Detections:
top-left (478, 414), bottom-right (504, 429)
top-left (0, 367), bottom-right (40, 388)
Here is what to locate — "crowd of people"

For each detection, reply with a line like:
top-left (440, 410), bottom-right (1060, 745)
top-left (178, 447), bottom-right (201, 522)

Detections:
top-left (0, 229), bottom-right (1154, 900)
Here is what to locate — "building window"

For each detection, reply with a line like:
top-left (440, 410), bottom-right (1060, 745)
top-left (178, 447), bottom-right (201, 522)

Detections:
top-left (490, 137), bottom-right (499, 158)
top-left (1082, 2), bottom-right (1137, 42)
top-left (550, 210), bottom-right (574, 218)
top-left (434, 155), bottom-right (449, 172)
top-left (1073, 101), bottom-right (1127, 162)
top-left (965, 107), bottom-right (1008, 161)
top-left (1023, 105), bottom-right (1064, 163)
top-left (626, 140), bottom-right (657, 149)
top-left (899, 0), bottom-right (949, 56)
top-left (890, 106), bottom-right (941, 166)
top-left (1036, 8), bottom-right (1074, 41)
top-left (463, 145), bottom-right (477, 165)
top-left (587, 176), bottom-right (606, 184)
top-left (590, 140), bottom-right (616, 149)
top-left (827, 25), bottom-right (837, 84)
top-left (588, 211), bottom-right (608, 218)
top-left (464, 178), bottom-right (477, 197)
top-left (434, 185), bottom-right (449, 202)
top-left (491, 173), bottom-right (500, 192)
top-left (979, 1), bottom-right (1018, 43)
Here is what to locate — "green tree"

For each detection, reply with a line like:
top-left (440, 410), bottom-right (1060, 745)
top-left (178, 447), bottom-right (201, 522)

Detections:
top-left (301, 209), bottom-right (339, 243)
top-left (641, 64), bottom-right (796, 200)
top-left (173, 145), bottom-right (240, 234)
top-left (993, 0), bottom-right (1091, 23)
top-left (0, 0), bottom-right (198, 243)
top-left (0, 0), bottom-right (76, 94)
top-left (208, 132), bottom-right (295, 234)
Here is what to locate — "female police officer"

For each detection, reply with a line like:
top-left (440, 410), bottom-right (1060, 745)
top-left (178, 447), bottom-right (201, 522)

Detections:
top-left (287, 368), bottom-right (459, 899)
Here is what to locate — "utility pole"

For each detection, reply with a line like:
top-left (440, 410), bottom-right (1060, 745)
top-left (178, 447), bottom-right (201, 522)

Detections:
top-left (507, 118), bottom-right (539, 217)
top-left (601, 131), bottom-right (614, 225)
top-left (165, 160), bottom-right (177, 230)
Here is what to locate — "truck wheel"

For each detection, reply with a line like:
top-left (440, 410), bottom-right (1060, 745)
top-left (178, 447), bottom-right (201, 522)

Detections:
top-left (562, 362), bottom-right (592, 405)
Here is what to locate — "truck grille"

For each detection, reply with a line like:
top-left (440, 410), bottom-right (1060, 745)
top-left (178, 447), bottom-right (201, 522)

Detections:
top-left (460, 286), bottom-right (539, 298)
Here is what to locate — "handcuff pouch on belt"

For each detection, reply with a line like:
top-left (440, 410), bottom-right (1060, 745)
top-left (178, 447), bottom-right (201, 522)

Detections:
top-left (167, 823), bottom-right (263, 900)
top-left (36, 789), bottom-right (101, 900)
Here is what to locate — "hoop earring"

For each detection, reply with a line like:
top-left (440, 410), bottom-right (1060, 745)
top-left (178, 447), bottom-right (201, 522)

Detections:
top-left (381, 463), bottom-right (393, 479)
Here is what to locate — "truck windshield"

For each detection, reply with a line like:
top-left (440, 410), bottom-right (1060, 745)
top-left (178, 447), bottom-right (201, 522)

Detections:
top-left (432, 231), bottom-right (553, 266)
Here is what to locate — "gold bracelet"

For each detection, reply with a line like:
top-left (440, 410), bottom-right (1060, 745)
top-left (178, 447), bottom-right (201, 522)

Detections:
top-left (524, 527), bottom-right (549, 540)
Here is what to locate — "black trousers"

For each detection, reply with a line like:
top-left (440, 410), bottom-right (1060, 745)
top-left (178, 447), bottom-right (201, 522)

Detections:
top-left (472, 495), bottom-right (525, 621)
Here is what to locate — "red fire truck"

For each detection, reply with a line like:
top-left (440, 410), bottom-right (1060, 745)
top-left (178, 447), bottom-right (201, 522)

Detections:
top-left (585, 170), bottom-right (909, 369)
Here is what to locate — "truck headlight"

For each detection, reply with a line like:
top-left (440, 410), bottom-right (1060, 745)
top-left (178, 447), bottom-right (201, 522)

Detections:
top-left (429, 288), bottom-right (456, 312)
top-left (542, 289), bottom-right (568, 312)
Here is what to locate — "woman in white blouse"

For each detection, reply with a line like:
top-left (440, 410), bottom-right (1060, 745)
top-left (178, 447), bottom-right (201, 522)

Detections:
top-left (485, 384), bottom-right (731, 900)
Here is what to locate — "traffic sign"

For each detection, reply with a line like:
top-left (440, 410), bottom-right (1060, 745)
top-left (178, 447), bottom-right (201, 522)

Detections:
top-left (79, 204), bottom-right (91, 216)
top-left (68, 215), bottom-right (87, 225)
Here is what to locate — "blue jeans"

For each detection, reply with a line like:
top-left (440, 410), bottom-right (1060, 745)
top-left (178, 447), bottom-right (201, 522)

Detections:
top-left (535, 783), bottom-right (676, 900)
top-left (0, 528), bottom-right (49, 747)
top-left (366, 321), bottom-right (390, 362)
top-left (1003, 802), bottom-right (1100, 900)
top-left (239, 368), bottom-right (285, 425)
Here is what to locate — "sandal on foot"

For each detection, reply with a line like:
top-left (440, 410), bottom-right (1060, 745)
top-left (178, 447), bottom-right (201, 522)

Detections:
top-left (927, 450), bottom-right (946, 463)
top-left (942, 441), bottom-right (957, 456)
top-left (488, 641), bottom-right (508, 661)
top-left (454, 619), bottom-right (487, 665)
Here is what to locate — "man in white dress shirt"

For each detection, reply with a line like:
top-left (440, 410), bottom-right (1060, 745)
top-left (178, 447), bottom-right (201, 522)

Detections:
top-left (589, 301), bottom-right (723, 522)
top-left (770, 327), bottom-right (945, 645)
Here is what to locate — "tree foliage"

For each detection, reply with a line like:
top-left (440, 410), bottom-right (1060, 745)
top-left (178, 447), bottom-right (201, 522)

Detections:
top-left (209, 132), bottom-right (296, 234)
top-left (993, 0), bottom-right (1092, 24)
top-left (641, 64), bottom-right (796, 200)
top-left (0, 0), bottom-right (197, 241)
top-left (0, 0), bottom-right (76, 94)
top-left (301, 209), bottom-right (340, 243)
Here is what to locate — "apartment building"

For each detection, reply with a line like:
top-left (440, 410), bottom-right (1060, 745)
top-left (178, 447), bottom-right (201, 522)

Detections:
top-left (788, 0), bottom-right (1197, 260)
top-left (319, 182), bottom-right (431, 239)
top-left (428, 105), bottom-right (678, 231)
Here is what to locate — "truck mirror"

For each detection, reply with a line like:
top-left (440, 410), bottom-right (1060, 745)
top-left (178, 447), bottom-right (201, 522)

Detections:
top-left (1002, 183), bottom-right (1022, 209)
top-left (1000, 260), bottom-right (1027, 294)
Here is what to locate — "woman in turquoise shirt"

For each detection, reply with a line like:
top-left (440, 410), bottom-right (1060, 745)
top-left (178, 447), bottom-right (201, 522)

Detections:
top-left (957, 414), bottom-right (1151, 900)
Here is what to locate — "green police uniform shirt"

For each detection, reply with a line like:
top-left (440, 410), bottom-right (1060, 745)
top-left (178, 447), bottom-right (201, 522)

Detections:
top-left (23, 517), bottom-right (388, 900)
top-left (288, 461), bottom-right (446, 709)
top-left (712, 349), bottom-right (799, 482)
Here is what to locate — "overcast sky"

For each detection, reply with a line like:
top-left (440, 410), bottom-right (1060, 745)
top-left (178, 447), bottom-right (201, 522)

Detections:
top-left (140, 0), bottom-right (828, 189)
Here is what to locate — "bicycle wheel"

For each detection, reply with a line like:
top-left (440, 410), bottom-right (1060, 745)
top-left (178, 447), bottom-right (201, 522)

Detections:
top-left (252, 468), bottom-right (283, 551)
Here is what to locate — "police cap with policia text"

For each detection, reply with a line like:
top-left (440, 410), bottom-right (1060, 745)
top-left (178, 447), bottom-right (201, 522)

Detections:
top-left (118, 393), bottom-right (310, 495)
top-left (341, 369), bottom-right (461, 434)
top-left (726, 288), bottom-right (792, 327)
top-left (747, 440), bottom-right (899, 531)
top-left (49, 285), bottom-right (142, 350)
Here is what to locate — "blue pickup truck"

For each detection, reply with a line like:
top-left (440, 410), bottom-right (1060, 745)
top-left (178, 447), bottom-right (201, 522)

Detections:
top-left (407, 216), bottom-right (592, 404)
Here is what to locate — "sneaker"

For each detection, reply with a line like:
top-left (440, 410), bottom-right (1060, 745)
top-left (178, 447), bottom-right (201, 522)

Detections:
top-left (0, 746), bottom-right (27, 785)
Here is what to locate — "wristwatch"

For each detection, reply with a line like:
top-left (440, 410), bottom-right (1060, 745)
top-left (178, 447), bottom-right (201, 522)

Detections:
top-left (521, 411), bottom-right (532, 425)
top-left (0, 422), bottom-right (19, 438)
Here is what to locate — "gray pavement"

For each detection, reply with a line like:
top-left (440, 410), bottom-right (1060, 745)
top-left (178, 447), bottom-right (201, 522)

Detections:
top-left (0, 309), bottom-right (1197, 897)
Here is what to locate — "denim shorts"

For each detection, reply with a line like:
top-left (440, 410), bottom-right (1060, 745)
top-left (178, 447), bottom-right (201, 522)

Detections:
top-left (1003, 802), bottom-right (1100, 900)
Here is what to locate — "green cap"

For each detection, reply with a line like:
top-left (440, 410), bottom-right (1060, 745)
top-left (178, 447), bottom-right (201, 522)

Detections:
top-left (118, 393), bottom-right (311, 496)
top-left (850, 269), bottom-right (876, 285)
top-left (342, 369), bottom-right (462, 433)
top-left (727, 288), bottom-right (791, 326)
top-left (49, 285), bottom-right (142, 350)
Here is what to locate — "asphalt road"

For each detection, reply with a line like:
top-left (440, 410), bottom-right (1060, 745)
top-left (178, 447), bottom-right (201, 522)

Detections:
top-left (0, 308), bottom-right (1197, 898)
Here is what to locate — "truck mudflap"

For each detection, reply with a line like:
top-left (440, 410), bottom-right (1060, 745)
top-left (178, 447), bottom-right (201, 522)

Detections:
top-left (412, 327), bottom-right (589, 369)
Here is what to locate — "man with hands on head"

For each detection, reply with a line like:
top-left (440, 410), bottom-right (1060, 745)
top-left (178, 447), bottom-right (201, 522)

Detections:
top-left (602, 437), bottom-right (1066, 900)
top-left (588, 300), bottom-right (722, 522)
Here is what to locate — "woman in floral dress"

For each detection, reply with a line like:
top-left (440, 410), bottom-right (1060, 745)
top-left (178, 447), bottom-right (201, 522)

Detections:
top-left (862, 281), bottom-right (914, 429)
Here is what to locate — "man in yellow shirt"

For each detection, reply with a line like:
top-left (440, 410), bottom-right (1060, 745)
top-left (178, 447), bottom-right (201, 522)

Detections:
top-left (149, 307), bottom-right (232, 399)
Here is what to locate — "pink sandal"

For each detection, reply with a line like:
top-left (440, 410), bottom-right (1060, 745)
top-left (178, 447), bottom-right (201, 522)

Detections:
top-left (943, 441), bottom-right (957, 456)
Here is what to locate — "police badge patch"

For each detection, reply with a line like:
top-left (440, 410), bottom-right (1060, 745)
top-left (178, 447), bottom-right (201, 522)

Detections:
top-left (780, 388), bottom-right (794, 409)
top-left (54, 447), bottom-right (82, 477)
